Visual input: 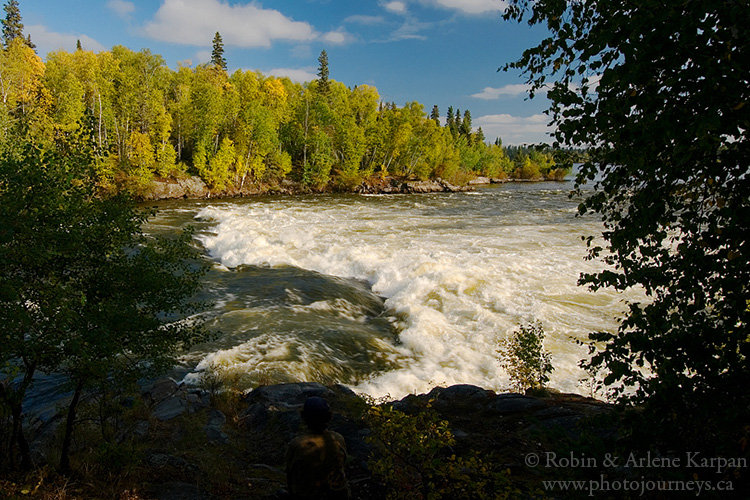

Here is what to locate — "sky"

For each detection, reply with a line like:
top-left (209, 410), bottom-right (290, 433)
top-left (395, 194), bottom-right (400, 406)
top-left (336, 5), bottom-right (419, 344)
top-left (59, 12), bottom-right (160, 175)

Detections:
top-left (19, 0), bottom-right (555, 145)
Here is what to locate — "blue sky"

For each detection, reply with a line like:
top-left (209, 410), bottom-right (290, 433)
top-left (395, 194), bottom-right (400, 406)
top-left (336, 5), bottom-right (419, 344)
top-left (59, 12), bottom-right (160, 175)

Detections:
top-left (20, 0), bottom-right (554, 144)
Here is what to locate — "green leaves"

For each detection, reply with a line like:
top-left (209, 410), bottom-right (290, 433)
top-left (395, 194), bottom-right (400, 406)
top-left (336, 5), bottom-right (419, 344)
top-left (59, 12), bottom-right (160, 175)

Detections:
top-left (497, 321), bottom-right (554, 393)
top-left (365, 403), bottom-right (516, 500)
top-left (0, 140), bottom-right (209, 468)
top-left (505, 0), bottom-right (750, 452)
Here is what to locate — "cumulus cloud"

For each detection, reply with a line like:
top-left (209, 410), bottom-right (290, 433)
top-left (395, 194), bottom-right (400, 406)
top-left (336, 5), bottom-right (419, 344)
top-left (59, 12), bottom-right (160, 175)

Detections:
top-left (106, 0), bottom-right (135, 18)
top-left (27, 25), bottom-right (107, 56)
top-left (143, 0), bottom-right (323, 48)
top-left (423, 0), bottom-right (508, 14)
top-left (267, 67), bottom-right (318, 83)
top-left (322, 30), bottom-right (351, 45)
top-left (474, 113), bottom-right (553, 144)
top-left (471, 84), bottom-right (530, 99)
top-left (383, 1), bottom-right (408, 14)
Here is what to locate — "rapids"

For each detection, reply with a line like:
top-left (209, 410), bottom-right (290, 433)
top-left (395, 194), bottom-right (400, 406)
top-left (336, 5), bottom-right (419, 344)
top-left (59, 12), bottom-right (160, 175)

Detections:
top-left (148, 181), bottom-right (636, 399)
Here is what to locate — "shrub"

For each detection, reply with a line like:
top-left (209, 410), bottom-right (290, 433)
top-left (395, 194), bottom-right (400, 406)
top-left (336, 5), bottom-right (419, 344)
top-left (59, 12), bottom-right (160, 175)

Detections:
top-left (498, 321), bottom-right (554, 393)
top-left (365, 404), bottom-right (517, 500)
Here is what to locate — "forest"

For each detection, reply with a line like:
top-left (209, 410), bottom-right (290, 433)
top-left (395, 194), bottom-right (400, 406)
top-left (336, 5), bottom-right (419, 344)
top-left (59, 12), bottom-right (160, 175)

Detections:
top-left (0, 32), bottom-right (568, 197)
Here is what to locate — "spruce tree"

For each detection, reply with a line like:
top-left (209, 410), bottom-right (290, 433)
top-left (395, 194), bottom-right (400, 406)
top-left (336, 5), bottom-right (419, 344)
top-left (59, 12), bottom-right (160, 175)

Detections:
top-left (461, 109), bottom-right (472, 136)
top-left (430, 105), bottom-right (440, 126)
top-left (317, 50), bottom-right (330, 95)
top-left (446, 106), bottom-right (455, 130)
top-left (211, 31), bottom-right (227, 70)
top-left (2, 0), bottom-right (24, 47)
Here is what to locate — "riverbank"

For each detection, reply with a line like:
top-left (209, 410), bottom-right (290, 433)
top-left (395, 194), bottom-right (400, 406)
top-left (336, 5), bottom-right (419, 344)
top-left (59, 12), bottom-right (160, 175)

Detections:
top-left (143, 174), bottom-right (481, 201)
top-left (3, 380), bottom-right (616, 500)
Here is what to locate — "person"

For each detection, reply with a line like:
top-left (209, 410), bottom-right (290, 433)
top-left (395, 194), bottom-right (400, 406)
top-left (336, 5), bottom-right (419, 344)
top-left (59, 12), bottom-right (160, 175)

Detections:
top-left (285, 396), bottom-right (350, 500)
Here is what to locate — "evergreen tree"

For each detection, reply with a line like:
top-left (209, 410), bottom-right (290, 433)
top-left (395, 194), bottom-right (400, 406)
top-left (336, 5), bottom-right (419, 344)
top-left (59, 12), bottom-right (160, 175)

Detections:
top-left (453, 108), bottom-right (462, 136)
top-left (461, 109), bottom-right (472, 136)
top-left (475, 126), bottom-right (485, 144)
top-left (76, 39), bottom-right (82, 51)
top-left (446, 106), bottom-right (455, 130)
top-left (2, 0), bottom-right (24, 47)
top-left (317, 50), bottom-right (330, 95)
top-left (211, 31), bottom-right (227, 70)
top-left (430, 105), bottom-right (440, 126)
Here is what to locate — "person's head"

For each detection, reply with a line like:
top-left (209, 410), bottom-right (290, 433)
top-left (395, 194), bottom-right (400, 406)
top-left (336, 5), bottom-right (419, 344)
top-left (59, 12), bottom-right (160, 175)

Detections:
top-left (301, 396), bottom-right (332, 433)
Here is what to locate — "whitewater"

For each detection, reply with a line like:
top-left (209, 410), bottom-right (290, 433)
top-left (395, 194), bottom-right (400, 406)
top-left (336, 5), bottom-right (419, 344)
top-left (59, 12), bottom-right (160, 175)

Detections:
top-left (150, 182), bottom-right (636, 399)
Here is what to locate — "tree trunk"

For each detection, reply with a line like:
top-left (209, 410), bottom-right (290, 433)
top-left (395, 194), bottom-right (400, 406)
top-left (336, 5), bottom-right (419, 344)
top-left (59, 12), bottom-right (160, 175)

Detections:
top-left (2, 361), bottom-right (36, 470)
top-left (59, 381), bottom-right (84, 475)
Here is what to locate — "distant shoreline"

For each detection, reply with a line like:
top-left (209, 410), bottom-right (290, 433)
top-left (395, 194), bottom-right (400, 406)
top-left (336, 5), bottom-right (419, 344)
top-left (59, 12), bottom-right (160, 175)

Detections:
top-left (140, 174), bottom-right (570, 201)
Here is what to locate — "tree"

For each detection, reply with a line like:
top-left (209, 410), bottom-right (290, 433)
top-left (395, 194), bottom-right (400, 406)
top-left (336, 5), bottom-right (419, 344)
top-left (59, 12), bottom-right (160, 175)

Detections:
top-left (0, 139), bottom-right (209, 472)
top-left (460, 109), bottom-right (472, 137)
top-left (445, 106), bottom-right (454, 131)
top-left (430, 105), bottom-right (440, 126)
top-left (211, 31), bottom-right (227, 70)
top-left (317, 50), bottom-right (329, 96)
top-left (504, 0), bottom-right (750, 451)
top-left (1, 0), bottom-right (22, 47)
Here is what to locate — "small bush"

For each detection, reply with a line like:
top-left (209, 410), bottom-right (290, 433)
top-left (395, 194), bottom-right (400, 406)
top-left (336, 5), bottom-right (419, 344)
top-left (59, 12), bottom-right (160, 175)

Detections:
top-left (498, 321), bottom-right (554, 393)
top-left (365, 404), bottom-right (517, 500)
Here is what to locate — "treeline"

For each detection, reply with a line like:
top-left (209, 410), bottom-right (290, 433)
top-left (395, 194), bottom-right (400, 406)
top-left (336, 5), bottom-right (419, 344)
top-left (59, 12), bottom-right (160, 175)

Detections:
top-left (0, 40), bottom-right (567, 196)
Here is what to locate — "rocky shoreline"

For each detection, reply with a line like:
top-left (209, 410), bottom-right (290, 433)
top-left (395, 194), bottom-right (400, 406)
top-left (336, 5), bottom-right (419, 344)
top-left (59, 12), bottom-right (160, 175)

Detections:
top-left (143, 175), bottom-right (491, 201)
top-left (18, 379), bottom-right (614, 500)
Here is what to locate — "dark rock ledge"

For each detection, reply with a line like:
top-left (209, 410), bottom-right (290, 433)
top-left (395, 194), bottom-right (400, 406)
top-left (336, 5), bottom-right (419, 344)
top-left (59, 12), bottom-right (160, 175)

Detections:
top-left (21, 379), bottom-right (612, 499)
top-left (124, 380), bottom-right (611, 500)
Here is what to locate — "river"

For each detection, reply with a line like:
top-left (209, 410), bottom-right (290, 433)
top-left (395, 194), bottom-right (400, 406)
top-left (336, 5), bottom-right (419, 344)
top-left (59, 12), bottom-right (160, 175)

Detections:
top-left (145, 180), bottom-right (633, 399)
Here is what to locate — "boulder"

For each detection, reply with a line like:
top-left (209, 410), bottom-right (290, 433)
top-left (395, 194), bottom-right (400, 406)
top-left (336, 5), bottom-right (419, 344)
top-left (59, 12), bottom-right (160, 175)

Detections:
top-left (204, 409), bottom-right (229, 444)
top-left (245, 382), bottom-right (336, 410)
top-left (487, 393), bottom-right (547, 414)
top-left (468, 176), bottom-right (491, 185)
top-left (148, 176), bottom-right (209, 200)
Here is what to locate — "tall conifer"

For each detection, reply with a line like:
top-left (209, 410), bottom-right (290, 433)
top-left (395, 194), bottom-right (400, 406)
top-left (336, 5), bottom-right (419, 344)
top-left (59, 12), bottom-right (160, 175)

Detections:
top-left (430, 105), bottom-right (440, 126)
top-left (317, 50), bottom-right (330, 95)
top-left (211, 31), bottom-right (227, 70)
top-left (2, 0), bottom-right (29, 48)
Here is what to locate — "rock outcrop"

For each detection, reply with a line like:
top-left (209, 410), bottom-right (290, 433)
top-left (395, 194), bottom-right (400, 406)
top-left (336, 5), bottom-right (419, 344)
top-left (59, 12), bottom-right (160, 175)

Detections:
top-left (356, 176), bottom-right (472, 194)
top-left (123, 380), bottom-right (612, 500)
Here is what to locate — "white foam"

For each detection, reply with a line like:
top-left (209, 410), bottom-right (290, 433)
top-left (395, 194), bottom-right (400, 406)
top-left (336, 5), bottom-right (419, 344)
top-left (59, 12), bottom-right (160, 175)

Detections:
top-left (195, 192), bottom-right (635, 398)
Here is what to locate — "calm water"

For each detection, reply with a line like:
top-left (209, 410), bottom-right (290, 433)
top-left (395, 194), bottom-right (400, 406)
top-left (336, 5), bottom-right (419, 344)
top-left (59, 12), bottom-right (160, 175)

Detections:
top-left (146, 181), bottom-right (635, 398)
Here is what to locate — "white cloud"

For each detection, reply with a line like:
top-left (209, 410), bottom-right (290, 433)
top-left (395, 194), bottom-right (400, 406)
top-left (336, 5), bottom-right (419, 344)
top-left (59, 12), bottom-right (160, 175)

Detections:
top-left (383, 1), bottom-right (408, 14)
top-left (471, 84), bottom-right (530, 100)
top-left (27, 25), bottom-right (107, 56)
top-left (344, 15), bottom-right (385, 25)
top-left (423, 0), bottom-right (508, 14)
top-left (106, 0), bottom-right (135, 18)
top-left (322, 30), bottom-right (351, 45)
top-left (267, 67), bottom-right (318, 83)
top-left (143, 0), bottom-right (318, 48)
top-left (475, 113), bottom-right (554, 144)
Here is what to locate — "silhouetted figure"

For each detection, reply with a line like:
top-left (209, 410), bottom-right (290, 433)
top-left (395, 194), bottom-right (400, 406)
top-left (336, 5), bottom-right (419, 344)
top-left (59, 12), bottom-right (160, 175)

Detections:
top-left (286, 396), bottom-right (350, 500)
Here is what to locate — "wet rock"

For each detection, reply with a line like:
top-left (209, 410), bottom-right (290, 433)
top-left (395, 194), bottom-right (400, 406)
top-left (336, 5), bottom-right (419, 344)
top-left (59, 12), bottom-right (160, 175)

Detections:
top-left (245, 382), bottom-right (335, 410)
top-left (143, 378), bottom-right (181, 405)
top-left (154, 394), bottom-right (189, 421)
top-left (488, 393), bottom-right (547, 414)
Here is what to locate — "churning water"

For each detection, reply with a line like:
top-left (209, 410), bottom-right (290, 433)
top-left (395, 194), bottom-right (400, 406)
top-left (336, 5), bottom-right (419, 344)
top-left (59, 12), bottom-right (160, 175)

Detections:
top-left (148, 181), bottom-right (636, 399)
